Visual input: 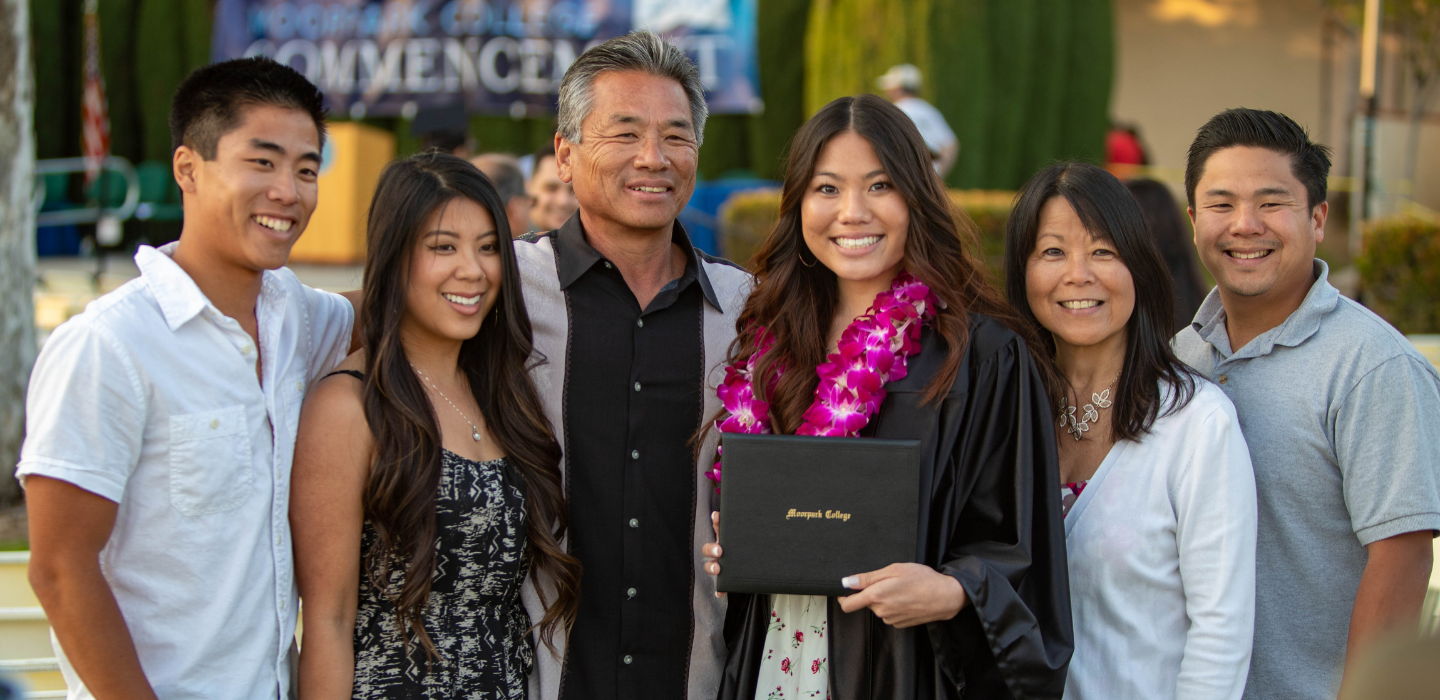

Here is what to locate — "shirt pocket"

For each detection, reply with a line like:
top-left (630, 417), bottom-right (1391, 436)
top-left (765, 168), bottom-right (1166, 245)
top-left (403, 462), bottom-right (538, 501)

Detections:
top-left (168, 406), bottom-right (253, 516)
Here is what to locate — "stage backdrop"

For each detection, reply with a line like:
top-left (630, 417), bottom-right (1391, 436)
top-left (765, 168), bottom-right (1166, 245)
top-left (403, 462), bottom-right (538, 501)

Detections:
top-left (211, 0), bottom-right (762, 118)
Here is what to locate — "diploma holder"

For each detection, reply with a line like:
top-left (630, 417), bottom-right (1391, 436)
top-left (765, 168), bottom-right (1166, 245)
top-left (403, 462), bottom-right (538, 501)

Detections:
top-left (716, 433), bottom-right (922, 597)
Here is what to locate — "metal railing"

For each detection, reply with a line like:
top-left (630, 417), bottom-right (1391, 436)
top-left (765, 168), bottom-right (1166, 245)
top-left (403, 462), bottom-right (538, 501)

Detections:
top-left (32, 156), bottom-right (140, 226)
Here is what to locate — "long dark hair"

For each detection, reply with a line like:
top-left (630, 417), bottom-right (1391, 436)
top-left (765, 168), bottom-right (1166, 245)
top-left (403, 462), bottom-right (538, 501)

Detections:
top-left (724, 94), bottom-right (1027, 433)
top-left (1125, 179), bottom-right (1206, 332)
top-left (358, 152), bottom-right (580, 659)
top-left (1004, 162), bottom-right (1196, 442)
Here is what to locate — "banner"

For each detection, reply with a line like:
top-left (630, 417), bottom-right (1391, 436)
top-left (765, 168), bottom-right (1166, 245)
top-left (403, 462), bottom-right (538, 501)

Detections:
top-left (212, 0), bottom-right (762, 119)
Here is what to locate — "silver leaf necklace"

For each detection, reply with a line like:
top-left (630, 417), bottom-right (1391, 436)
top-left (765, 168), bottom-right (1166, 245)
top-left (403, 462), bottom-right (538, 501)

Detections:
top-left (1058, 376), bottom-right (1117, 442)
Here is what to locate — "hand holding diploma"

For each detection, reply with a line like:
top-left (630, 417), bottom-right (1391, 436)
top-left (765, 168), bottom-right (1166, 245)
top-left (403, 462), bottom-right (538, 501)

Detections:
top-left (838, 563), bottom-right (968, 628)
top-left (703, 511), bottom-right (725, 598)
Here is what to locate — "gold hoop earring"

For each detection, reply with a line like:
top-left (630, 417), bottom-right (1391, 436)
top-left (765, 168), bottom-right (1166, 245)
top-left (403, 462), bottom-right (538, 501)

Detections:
top-left (798, 248), bottom-right (818, 268)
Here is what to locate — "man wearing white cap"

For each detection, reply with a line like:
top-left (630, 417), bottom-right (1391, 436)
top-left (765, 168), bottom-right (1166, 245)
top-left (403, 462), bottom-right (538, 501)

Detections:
top-left (878, 63), bottom-right (958, 177)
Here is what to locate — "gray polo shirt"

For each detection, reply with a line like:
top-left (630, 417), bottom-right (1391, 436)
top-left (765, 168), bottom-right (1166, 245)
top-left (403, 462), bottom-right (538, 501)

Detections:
top-left (1173, 259), bottom-right (1440, 700)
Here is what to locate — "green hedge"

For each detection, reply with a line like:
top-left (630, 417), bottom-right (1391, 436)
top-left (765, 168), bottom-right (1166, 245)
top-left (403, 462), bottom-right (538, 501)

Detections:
top-left (1359, 217), bottom-right (1440, 334)
top-left (808, 0), bottom-right (1115, 190)
top-left (717, 187), bottom-right (1014, 279)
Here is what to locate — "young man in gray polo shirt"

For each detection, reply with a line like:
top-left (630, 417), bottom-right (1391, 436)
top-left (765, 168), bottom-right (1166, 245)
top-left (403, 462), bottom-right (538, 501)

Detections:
top-left (1173, 108), bottom-right (1439, 700)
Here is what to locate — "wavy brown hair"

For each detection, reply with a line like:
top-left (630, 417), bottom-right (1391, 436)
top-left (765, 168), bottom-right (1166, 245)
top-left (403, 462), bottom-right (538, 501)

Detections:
top-left (358, 152), bottom-right (580, 661)
top-left (722, 94), bottom-right (1028, 432)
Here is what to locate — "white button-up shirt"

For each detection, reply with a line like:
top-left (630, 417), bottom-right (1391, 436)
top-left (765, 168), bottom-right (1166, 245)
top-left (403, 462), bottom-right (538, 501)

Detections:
top-left (18, 243), bottom-right (353, 700)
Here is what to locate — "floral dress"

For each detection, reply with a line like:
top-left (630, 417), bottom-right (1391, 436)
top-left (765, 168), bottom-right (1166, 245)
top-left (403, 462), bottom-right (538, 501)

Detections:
top-left (754, 594), bottom-right (830, 699)
top-left (351, 451), bottom-right (532, 699)
top-left (1061, 481), bottom-right (1089, 518)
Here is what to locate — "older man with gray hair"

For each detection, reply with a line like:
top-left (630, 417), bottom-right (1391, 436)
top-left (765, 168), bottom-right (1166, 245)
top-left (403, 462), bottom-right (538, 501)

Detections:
top-left (512, 30), bottom-right (750, 700)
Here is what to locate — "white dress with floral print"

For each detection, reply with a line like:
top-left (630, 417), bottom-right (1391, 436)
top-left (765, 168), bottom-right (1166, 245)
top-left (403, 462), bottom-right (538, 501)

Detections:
top-left (754, 594), bottom-right (829, 699)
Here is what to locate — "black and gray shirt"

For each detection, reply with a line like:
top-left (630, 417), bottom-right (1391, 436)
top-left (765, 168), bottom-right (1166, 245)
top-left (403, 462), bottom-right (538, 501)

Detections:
top-left (513, 215), bottom-right (751, 700)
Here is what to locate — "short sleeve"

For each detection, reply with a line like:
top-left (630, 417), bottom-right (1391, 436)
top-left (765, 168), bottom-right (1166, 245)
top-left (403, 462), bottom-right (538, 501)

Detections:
top-left (299, 284), bottom-right (355, 382)
top-left (16, 322), bottom-right (146, 503)
top-left (1335, 355), bottom-right (1440, 544)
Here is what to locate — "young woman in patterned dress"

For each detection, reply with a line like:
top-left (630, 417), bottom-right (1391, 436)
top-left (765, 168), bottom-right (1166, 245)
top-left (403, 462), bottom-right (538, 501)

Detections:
top-left (291, 153), bottom-right (580, 699)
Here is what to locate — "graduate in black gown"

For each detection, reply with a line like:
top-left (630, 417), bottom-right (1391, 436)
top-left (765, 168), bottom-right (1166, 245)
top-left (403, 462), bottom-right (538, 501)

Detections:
top-left (702, 95), bottom-right (1072, 700)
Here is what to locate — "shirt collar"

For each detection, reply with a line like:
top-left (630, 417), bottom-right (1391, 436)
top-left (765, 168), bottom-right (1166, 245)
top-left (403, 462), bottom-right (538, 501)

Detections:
top-left (136, 243), bottom-right (212, 332)
top-left (1192, 258), bottom-right (1338, 359)
top-left (552, 211), bottom-right (724, 312)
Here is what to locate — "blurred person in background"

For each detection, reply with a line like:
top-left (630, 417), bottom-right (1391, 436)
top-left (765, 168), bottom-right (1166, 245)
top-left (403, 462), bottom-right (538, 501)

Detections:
top-left (1126, 178), bottom-right (1207, 331)
top-left (877, 64), bottom-right (958, 178)
top-left (1174, 108), bottom-right (1440, 700)
top-left (527, 144), bottom-right (579, 232)
top-left (474, 153), bottom-right (534, 237)
top-left (1007, 162), bottom-right (1256, 700)
top-left (413, 103), bottom-right (476, 159)
top-left (1105, 123), bottom-right (1148, 168)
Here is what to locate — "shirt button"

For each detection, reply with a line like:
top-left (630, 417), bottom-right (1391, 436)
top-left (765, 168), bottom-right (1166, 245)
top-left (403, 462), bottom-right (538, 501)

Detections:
top-left (296, 380), bottom-right (304, 391)
top-left (627, 587), bottom-right (637, 598)
top-left (622, 654), bottom-right (633, 665)
top-left (210, 419), bottom-right (220, 429)
top-left (1218, 374), bottom-right (1228, 384)
top-left (629, 518), bottom-right (640, 528)
top-left (633, 382), bottom-right (642, 392)
top-left (631, 450), bottom-right (640, 460)
top-left (604, 261), bottom-right (614, 269)
top-left (241, 344), bottom-right (252, 354)
top-left (636, 319), bottom-right (644, 328)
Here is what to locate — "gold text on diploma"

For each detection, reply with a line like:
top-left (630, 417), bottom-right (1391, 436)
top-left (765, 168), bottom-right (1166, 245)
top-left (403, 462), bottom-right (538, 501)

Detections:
top-left (785, 508), bottom-right (852, 522)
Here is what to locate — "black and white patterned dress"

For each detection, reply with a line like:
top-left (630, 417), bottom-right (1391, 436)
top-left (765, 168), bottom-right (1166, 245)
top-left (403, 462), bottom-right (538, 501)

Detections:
top-left (352, 450), bottom-right (533, 699)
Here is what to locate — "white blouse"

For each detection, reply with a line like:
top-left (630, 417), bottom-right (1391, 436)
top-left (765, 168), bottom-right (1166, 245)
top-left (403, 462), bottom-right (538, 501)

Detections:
top-left (1063, 381), bottom-right (1257, 700)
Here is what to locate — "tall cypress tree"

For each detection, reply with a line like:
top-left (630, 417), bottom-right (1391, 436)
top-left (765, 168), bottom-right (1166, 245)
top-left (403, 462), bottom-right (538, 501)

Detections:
top-left (931, 0), bottom-right (992, 189)
top-left (747, 0), bottom-right (809, 179)
top-left (804, 0), bottom-right (929, 116)
top-left (1020, 0), bottom-right (1073, 186)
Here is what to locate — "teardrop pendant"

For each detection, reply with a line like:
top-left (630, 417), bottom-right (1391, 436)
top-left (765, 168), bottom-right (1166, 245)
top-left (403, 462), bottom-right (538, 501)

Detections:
top-left (472, 427), bottom-right (482, 442)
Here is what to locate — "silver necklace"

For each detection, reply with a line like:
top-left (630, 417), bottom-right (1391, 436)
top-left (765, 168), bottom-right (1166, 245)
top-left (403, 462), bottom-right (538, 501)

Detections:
top-left (411, 364), bottom-right (483, 442)
top-left (1058, 377), bottom-right (1117, 442)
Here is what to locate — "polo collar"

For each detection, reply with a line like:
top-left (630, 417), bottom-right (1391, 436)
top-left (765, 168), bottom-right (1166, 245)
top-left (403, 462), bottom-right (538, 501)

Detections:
top-left (552, 212), bottom-right (724, 312)
top-left (1192, 258), bottom-right (1338, 360)
top-left (136, 243), bottom-right (211, 332)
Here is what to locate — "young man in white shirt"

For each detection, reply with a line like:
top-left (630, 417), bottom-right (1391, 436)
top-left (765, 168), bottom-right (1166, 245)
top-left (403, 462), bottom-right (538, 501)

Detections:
top-left (19, 57), bottom-right (355, 699)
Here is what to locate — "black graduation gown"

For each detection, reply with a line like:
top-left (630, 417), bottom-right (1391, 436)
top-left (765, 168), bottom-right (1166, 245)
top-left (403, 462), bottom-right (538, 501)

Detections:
top-left (717, 315), bottom-right (1073, 700)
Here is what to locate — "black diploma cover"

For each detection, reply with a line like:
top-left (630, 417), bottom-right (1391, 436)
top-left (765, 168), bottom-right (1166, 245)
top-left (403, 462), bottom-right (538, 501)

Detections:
top-left (716, 433), bottom-right (922, 597)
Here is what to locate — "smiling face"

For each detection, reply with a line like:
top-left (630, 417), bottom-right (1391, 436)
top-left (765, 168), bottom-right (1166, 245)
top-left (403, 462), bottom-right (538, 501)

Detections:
top-left (176, 104), bottom-right (321, 271)
top-left (400, 197), bottom-right (504, 345)
top-left (1190, 145), bottom-right (1326, 302)
top-left (801, 131), bottom-right (910, 295)
top-left (1025, 196), bottom-right (1135, 355)
top-left (556, 70), bottom-right (699, 238)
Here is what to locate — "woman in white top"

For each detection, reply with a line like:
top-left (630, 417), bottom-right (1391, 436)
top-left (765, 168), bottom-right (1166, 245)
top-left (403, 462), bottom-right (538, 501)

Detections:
top-left (1003, 162), bottom-right (1258, 700)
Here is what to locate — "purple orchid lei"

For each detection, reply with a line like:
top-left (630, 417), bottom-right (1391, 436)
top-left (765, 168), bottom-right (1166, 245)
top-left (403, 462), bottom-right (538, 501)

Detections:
top-left (706, 271), bottom-right (940, 492)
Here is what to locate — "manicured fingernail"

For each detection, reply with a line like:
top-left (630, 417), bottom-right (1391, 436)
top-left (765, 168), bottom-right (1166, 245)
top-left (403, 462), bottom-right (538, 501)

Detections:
top-left (841, 576), bottom-right (858, 589)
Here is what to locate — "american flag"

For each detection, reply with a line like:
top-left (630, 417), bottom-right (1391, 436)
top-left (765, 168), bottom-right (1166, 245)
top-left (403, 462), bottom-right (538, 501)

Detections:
top-left (81, 0), bottom-right (110, 186)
